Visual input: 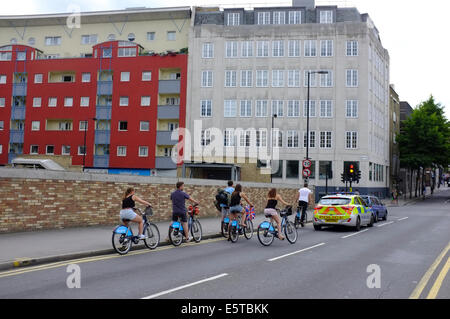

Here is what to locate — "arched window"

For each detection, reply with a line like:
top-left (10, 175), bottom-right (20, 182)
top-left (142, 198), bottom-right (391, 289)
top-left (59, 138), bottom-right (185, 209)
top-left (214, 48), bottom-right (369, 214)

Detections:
top-left (107, 34), bottom-right (116, 41)
top-left (28, 37), bottom-right (36, 46)
top-left (127, 33), bottom-right (135, 42)
top-left (10, 38), bottom-right (17, 44)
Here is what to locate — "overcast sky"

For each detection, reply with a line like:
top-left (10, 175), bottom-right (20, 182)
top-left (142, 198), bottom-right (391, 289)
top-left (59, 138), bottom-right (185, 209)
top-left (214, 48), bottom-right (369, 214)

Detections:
top-left (1, 0), bottom-right (449, 116)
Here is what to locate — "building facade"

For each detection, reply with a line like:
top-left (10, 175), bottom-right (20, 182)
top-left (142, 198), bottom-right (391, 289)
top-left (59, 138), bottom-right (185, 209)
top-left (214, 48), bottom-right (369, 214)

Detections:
top-left (389, 85), bottom-right (400, 193)
top-left (185, 0), bottom-right (390, 198)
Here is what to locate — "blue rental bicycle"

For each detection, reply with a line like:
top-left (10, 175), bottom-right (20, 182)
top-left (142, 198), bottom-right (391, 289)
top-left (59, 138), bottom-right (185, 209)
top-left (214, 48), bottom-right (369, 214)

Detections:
top-left (257, 206), bottom-right (298, 246)
top-left (294, 206), bottom-right (308, 229)
top-left (168, 204), bottom-right (202, 246)
top-left (228, 206), bottom-right (255, 243)
top-left (112, 206), bottom-right (160, 255)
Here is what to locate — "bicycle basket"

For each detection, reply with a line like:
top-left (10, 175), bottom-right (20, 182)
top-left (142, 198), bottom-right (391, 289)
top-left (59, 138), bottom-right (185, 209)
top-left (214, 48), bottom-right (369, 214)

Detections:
top-left (188, 206), bottom-right (200, 216)
top-left (144, 206), bottom-right (153, 216)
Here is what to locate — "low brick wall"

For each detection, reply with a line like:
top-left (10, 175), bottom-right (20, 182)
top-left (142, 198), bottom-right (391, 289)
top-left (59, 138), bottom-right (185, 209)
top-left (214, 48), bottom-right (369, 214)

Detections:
top-left (0, 168), bottom-right (303, 233)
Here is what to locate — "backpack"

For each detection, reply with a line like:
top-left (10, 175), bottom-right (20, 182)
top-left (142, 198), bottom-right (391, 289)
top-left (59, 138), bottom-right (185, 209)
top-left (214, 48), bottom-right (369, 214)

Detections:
top-left (215, 189), bottom-right (230, 206)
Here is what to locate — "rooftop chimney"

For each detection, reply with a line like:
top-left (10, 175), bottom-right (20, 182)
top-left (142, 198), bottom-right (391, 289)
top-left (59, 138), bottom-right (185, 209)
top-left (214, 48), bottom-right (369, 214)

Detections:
top-left (292, 0), bottom-right (315, 8)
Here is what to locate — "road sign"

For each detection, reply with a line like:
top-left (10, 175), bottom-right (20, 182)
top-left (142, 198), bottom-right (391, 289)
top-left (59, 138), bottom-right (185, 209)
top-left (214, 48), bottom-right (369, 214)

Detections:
top-left (302, 159), bottom-right (312, 169)
top-left (302, 168), bottom-right (311, 178)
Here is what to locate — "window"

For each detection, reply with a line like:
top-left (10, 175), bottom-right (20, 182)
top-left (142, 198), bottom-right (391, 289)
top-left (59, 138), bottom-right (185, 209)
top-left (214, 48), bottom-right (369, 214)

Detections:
top-left (303, 100), bottom-right (316, 117)
top-left (28, 37), bottom-right (36, 46)
top-left (256, 100), bottom-right (268, 117)
top-left (288, 11), bottom-right (301, 24)
top-left (119, 97), bottom-right (129, 106)
top-left (287, 100), bottom-right (300, 117)
top-left (224, 129), bottom-right (235, 147)
top-left (225, 70), bottom-right (237, 87)
top-left (346, 40), bottom-right (358, 56)
top-left (167, 31), bottom-right (176, 41)
top-left (46, 145), bottom-right (55, 155)
top-left (117, 146), bottom-right (127, 156)
top-left (288, 40), bottom-right (300, 57)
top-left (257, 12), bottom-right (271, 25)
top-left (120, 72), bottom-right (130, 82)
top-left (319, 10), bottom-right (333, 24)
top-left (141, 96), bottom-right (151, 106)
top-left (238, 130), bottom-right (251, 148)
top-left (201, 129), bottom-right (212, 146)
top-left (272, 70), bottom-right (284, 87)
top-left (346, 69), bottom-right (358, 87)
top-left (304, 40), bottom-right (316, 57)
top-left (0, 121), bottom-right (3, 130)
top-left (147, 32), bottom-right (155, 41)
top-left (118, 121), bottom-right (128, 131)
top-left (272, 100), bottom-right (284, 117)
top-left (272, 129), bottom-right (283, 148)
top-left (346, 100), bottom-right (358, 118)
top-left (272, 40), bottom-right (284, 57)
top-left (0, 51), bottom-right (12, 61)
top-left (273, 11), bottom-right (285, 24)
top-left (201, 71), bottom-right (213, 87)
top-left (103, 48), bottom-right (112, 58)
top-left (319, 132), bottom-right (332, 149)
top-left (224, 100), bottom-right (237, 117)
top-left (33, 97), bottom-right (41, 107)
top-left (225, 41), bottom-right (238, 58)
top-left (320, 100), bottom-right (333, 118)
top-left (256, 129), bottom-right (267, 148)
top-left (64, 97), bottom-right (73, 107)
top-left (256, 41), bottom-right (269, 57)
top-left (31, 121), bottom-right (40, 131)
top-left (288, 70), bottom-right (301, 87)
top-left (346, 131), bottom-right (358, 149)
top-left (77, 146), bottom-right (86, 156)
top-left (30, 145), bottom-right (38, 154)
top-left (200, 100), bottom-right (212, 117)
top-left (202, 43), bottom-right (214, 58)
top-left (107, 34), bottom-right (116, 41)
top-left (227, 12), bottom-right (240, 26)
top-left (48, 97), bottom-right (57, 107)
top-left (79, 121), bottom-right (88, 131)
top-left (0, 98), bottom-right (4, 107)
top-left (81, 73), bottom-right (91, 83)
top-left (287, 131), bottom-right (299, 148)
top-left (81, 34), bottom-right (98, 45)
top-left (58, 122), bottom-right (72, 131)
top-left (240, 70), bottom-right (253, 87)
top-left (140, 121), bottom-right (149, 132)
top-left (17, 52), bottom-right (26, 61)
top-left (0, 75), bottom-right (6, 84)
top-left (320, 71), bottom-right (333, 87)
top-left (286, 161), bottom-right (299, 179)
top-left (139, 146), bottom-right (148, 157)
top-left (256, 70), bottom-right (268, 87)
top-left (240, 100), bottom-right (252, 117)
top-left (304, 131), bottom-right (316, 148)
top-left (118, 47), bottom-right (136, 57)
top-left (319, 161), bottom-right (333, 179)
top-left (45, 36), bottom-right (61, 46)
top-left (34, 74), bottom-right (43, 83)
top-left (142, 71), bottom-right (152, 81)
top-left (241, 41), bottom-right (253, 57)
top-left (80, 97), bottom-right (90, 107)
top-left (127, 33), bottom-right (135, 42)
top-left (320, 40), bottom-right (333, 57)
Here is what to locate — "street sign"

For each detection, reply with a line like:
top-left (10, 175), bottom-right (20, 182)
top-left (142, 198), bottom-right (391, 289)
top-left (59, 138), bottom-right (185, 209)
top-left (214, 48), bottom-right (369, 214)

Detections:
top-left (302, 159), bottom-right (312, 169)
top-left (302, 168), bottom-right (311, 178)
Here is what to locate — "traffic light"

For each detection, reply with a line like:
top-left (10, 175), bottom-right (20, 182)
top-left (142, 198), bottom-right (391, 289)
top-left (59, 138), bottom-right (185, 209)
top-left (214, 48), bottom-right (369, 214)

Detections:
top-left (349, 164), bottom-right (355, 179)
top-left (341, 173), bottom-right (346, 184)
top-left (355, 170), bottom-right (361, 183)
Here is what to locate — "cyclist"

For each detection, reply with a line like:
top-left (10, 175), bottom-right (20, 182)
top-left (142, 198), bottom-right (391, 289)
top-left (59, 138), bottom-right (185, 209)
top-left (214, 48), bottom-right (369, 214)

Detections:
top-left (170, 181), bottom-right (199, 242)
top-left (120, 187), bottom-right (152, 240)
top-left (220, 181), bottom-right (235, 223)
top-left (295, 182), bottom-right (315, 227)
top-left (228, 184), bottom-right (254, 235)
top-left (264, 188), bottom-right (289, 240)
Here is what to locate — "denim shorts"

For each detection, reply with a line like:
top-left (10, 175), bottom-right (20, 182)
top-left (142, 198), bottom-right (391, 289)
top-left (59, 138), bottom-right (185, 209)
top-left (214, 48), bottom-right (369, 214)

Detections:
top-left (120, 208), bottom-right (137, 221)
top-left (230, 205), bottom-right (243, 213)
top-left (221, 207), bottom-right (230, 217)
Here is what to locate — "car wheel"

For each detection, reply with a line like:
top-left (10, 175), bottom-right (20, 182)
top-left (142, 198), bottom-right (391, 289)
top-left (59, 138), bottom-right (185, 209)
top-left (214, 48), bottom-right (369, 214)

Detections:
top-left (382, 211), bottom-right (388, 221)
top-left (374, 213), bottom-right (378, 223)
top-left (368, 215), bottom-right (374, 227)
top-left (354, 217), bottom-right (361, 232)
top-left (313, 225), bottom-right (322, 231)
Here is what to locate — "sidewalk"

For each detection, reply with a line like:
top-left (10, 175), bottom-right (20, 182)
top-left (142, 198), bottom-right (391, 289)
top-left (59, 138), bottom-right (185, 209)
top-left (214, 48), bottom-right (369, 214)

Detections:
top-left (385, 185), bottom-right (449, 207)
top-left (0, 213), bottom-right (311, 270)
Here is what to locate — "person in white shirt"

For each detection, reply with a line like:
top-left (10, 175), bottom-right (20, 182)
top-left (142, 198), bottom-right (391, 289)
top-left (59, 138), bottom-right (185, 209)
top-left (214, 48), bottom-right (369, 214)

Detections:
top-left (294, 182), bottom-right (314, 227)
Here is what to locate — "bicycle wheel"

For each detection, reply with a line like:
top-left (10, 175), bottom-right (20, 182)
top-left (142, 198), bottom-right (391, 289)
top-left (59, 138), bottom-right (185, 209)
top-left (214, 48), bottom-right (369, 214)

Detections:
top-left (144, 223), bottom-right (160, 249)
top-left (294, 215), bottom-right (301, 229)
top-left (284, 221), bottom-right (298, 244)
top-left (221, 221), bottom-right (229, 238)
top-left (112, 232), bottom-right (132, 255)
top-left (244, 220), bottom-right (254, 240)
top-left (168, 226), bottom-right (183, 246)
top-left (229, 226), bottom-right (239, 243)
top-left (257, 224), bottom-right (275, 246)
top-left (191, 220), bottom-right (202, 243)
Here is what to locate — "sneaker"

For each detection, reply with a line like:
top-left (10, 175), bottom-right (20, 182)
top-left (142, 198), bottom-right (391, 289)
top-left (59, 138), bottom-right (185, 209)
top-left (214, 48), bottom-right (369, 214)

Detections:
top-left (138, 234), bottom-right (146, 240)
top-left (184, 237), bottom-right (193, 243)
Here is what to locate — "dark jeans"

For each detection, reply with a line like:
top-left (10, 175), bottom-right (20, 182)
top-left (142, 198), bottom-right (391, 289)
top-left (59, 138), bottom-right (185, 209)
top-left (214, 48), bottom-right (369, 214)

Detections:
top-left (298, 201), bottom-right (308, 223)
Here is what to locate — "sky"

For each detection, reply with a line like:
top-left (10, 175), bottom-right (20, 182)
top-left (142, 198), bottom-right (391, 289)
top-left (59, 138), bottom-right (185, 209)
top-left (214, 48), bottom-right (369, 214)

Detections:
top-left (1, 0), bottom-right (449, 117)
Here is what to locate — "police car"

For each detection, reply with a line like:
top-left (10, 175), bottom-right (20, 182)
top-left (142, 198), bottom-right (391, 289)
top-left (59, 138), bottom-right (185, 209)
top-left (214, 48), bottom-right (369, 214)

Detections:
top-left (313, 194), bottom-right (375, 231)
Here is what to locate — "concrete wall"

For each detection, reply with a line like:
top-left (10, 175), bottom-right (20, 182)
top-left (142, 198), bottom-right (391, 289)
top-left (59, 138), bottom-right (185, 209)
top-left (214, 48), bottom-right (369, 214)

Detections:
top-left (0, 168), bottom-right (302, 233)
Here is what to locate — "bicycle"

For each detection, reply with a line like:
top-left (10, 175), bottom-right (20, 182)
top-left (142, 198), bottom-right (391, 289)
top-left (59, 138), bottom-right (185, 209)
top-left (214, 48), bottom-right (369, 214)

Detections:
top-left (112, 206), bottom-right (160, 255)
top-left (294, 205), bottom-right (308, 229)
top-left (228, 205), bottom-right (255, 243)
top-left (257, 206), bottom-right (298, 246)
top-left (221, 207), bottom-right (230, 238)
top-left (168, 204), bottom-right (202, 246)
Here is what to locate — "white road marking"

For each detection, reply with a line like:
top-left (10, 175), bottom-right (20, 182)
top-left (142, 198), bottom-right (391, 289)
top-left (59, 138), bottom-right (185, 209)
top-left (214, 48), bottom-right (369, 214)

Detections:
top-left (376, 221), bottom-right (395, 227)
top-left (397, 217), bottom-right (409, 221)
top-left (142, 273), bottom-right (229, 299)
top-left (341, 229), bottom-right (369, 239)
top-left (268, 243), bottom-right (325, 262)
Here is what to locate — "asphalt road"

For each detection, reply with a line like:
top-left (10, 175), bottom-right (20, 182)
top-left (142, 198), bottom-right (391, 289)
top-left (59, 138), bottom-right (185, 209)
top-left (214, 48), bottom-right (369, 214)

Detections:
top-left (0, 189), bottom-right (448, 299)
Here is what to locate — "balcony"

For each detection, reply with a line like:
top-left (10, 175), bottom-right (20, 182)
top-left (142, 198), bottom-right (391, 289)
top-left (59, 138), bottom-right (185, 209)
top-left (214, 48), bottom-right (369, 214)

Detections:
top-left (157, 105), bottom-right (180, 119)
top-left (158, 80), bottom-right (180, 94)
top-left (12, 83), bottom-right (27, 96)
top-left (11, 107), bottom-right (26, 120)
top-left (94, 130), bottom-right (111, 144)
top-left (96, 105), bottom-right (112, 120)
top-left (155, 156), bottom-right (177, 169)
top-left (156, 130), bottom-right (179, 146)
top-left (10, 130), bottom-right (24, 143)
top-left (93, 155), bottom-right (109, 168)
top-left (97, 81), bottom-right (113, 96)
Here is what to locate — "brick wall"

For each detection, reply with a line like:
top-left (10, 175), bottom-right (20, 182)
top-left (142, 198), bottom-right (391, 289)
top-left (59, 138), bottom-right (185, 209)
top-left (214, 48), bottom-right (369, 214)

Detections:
top-left (0, 169), bottom-right (302, 233)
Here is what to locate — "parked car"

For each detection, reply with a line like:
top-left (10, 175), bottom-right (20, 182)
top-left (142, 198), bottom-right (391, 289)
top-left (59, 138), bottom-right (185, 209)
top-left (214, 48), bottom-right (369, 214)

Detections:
top-left (360, 195), bottom-right (388, 222)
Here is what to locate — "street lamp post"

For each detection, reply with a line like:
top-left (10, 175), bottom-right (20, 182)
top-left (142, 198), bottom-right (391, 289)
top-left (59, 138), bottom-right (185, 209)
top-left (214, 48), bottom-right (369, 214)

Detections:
top-left (83, 117), bottom-right (97, 172)
top-left (270, 113), bottom-right (278, 183)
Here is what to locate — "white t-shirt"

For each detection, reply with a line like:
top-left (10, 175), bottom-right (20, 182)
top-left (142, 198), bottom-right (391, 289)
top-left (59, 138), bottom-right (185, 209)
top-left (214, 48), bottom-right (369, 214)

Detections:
top-left (298, 187), bottom-right (312, 203)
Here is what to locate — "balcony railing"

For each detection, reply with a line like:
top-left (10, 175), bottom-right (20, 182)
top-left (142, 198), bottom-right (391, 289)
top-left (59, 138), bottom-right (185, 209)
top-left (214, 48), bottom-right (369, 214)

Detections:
top-left (97, 80), bottom-right (113, 96)
top-left (93, 155), bottom-right (109, 168)
top-left (12, 83), bottom-right (27, 96)
top-left (94, 130), bottom-right (111, 144)
top-left (158, 80), bottom-right (180, 94)
top-left (157, 105), bottom-right (180, 119)
top-left (10, 130), bottom-right (24, 143)
top-left (156, 130), bottom-right (179, 146)
top-left (96, 105), bottom-right (112, 120)
top-left (11, 107), bottom-right (26, 120)
top-left (155, 156), bottom-right (177, 169)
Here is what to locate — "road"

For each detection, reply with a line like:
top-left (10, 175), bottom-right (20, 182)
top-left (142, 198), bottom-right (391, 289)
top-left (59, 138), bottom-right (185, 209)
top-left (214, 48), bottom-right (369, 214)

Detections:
top-left (0, 189), bottom-right (448, 299)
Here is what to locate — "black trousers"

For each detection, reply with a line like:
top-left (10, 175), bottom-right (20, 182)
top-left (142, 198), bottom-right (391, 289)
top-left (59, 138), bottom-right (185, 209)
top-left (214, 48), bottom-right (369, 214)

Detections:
top-left (298, 200), bottom-right (308, 222)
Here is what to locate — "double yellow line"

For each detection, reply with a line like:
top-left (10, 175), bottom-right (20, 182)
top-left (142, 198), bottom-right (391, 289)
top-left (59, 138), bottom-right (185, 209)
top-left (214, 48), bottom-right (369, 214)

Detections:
top-left (410, 241), bottom-right (450, 299)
